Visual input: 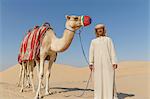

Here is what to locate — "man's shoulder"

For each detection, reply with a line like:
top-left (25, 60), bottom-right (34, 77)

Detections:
top-left (105, 36), bottom-right (112, 41)
top-left (91, 36), bottom-right (112, 43)
top-left (91, 38), bottom-right (98, 43)
top-left (105, 36), bottom-right (111, 39)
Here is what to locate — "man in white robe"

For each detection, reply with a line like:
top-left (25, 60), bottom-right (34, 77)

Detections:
top-left (89, 24), bottom-right (118, 99)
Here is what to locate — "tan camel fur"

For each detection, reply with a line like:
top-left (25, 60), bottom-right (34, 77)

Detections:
top-left (18, 15), bottom-right (83, 99)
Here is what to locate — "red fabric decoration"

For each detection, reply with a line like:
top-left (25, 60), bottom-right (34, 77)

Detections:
top-left (81, 16), bottom-right (92, 26)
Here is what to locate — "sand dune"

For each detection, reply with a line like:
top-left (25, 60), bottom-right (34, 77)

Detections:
top-left (116, 61), bottom-right (150, 99)
top-left (0, 61), bottom-right (150, 99)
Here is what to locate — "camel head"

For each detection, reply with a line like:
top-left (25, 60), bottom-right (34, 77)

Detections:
top-left (65, 15), bottom-right (83, 31)
top-left (50, 15), bottom-right (91, 52)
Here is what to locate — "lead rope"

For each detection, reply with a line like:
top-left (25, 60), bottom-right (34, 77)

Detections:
top-left (63, 27), bottom-right (93, 97)
top-left (78, 28), bottom-right (89, 65)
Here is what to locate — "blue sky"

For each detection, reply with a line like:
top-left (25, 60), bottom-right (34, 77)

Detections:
top-left (0, 0), bottom-right (149, 71)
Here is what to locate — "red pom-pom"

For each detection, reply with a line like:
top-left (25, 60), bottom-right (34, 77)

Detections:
top-left (81, 16), bottom-right (92, 26)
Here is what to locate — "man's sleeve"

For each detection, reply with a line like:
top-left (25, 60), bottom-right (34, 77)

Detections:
top-left (89, 40), bottom-right (94, 65)
top-left (109, 38), bottom-right (118, 64)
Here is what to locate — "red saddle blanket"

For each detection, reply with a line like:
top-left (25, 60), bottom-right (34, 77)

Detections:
top-left (18, 24), bottom-right (50, 63)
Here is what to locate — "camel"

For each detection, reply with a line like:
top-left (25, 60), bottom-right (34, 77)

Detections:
top-left (34, 15), bottom-right (87, 99)
top-left (18, 15), bottom-right (91, 99)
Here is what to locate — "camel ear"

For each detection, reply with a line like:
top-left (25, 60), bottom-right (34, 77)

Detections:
top-left (66, 15), bottom-right (70, 20)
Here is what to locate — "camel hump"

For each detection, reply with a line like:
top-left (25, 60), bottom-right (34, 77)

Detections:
top-left (18, 22), bottom-right (52, 63)
top-left (28, 22), bottom-right (52, 33)
top-left (27, 25), bottom-right (40, 33)
top-left (43, 22), bottom-right (50, 27)
top-left (42, 22), bottom-right (53, 30)
top-left (28, 28), bottom-right (33, 33)
top-left (34, 25), bottom-right (40, 29)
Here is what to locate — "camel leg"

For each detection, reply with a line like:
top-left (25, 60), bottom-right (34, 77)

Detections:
top-left (35, 57), bottom-right (45, 99)
top-left (20, 62), bottom-right (25, 92)
top-left (35, 60), bottom-right (45, 89)
top-left (29, 61), bottom-right (35, 92)
top-left (45, 54), bottom-right (56, 95)
top-left (17, 64), bottom-right (23, 87)
top-left (25, 63), bottom-right (31, 88)
top-left (35, 60), bottom-right (40, 78)
top-left (45, 59), bottom-right (53, 95)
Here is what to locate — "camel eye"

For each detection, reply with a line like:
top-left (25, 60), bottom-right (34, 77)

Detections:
top-left (74, 17), bottom-right (78, 21)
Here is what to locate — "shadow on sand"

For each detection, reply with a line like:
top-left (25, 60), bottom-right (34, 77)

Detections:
top-left (49, 87), bottom-right (135, 99)
top-left (117, 92), bottom-right (135, 99)
top-left (50, 87), bottom-right (94, 93)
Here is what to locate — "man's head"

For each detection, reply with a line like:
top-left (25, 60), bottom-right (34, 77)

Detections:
top-left (95, 24), bottom-right (106, 37)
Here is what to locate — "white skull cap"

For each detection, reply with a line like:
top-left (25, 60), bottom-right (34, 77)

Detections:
top-left (95, 24), bottom-right (105, 29)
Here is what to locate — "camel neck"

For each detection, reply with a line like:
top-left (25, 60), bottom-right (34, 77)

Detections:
top-left (51, 29), bottom-right (75, 52)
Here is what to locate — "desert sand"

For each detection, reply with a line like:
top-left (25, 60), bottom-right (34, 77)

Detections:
top-left (0, 61), bottom-right (149, 99)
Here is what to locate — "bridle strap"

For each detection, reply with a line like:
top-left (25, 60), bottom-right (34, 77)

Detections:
top-left (65, 28), bottom-right (75, 32)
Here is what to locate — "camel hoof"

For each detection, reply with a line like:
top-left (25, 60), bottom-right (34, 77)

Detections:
top-left (20, 89), bottom-right (24, 92)
top-left (26, 84), bottom-right (31, 88)
top-left (35, 94), bottom-right (42, 99)
top-left (34, 95), bottom-right (40, 99)
top-left (45, 91), bottom-right (50, 96)
top-left (34, 96), bottom-right (43, 99)
top-left (25, 85), bottom-right (28, 88)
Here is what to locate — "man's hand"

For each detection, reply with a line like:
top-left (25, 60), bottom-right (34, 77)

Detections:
top-left (113, 64), bottom-right (118, 69)
top-left (89, 64), bottom-right (94, 71)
